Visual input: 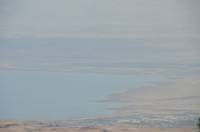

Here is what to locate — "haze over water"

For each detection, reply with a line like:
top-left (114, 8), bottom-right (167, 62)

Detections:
top-left (0, 0), bottom-right (200, 121)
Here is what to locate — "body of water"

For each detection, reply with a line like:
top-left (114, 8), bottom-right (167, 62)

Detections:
top-left (0, 70), bottom-right (162, 120)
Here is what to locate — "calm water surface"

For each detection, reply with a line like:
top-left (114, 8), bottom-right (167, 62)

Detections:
top-left (0, 70), bottom-right (162, 120)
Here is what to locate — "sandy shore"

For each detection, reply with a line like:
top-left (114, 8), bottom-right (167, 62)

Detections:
top-left (0, 120), bottom-right (198, 132)
top-left (0, 122), bottom-right (197, 132)
top-left (104, 74), bottom-right (200, 117)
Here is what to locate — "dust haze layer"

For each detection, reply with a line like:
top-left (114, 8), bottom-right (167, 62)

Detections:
top-left (0, 0), bottom-right (200, 128)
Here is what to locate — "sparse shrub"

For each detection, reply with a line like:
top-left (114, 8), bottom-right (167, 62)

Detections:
top-left (197, 117), bottom-right (200, 132)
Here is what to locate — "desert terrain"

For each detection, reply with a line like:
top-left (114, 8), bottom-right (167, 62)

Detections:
top-left (0, 120), bottom-right (197, 132)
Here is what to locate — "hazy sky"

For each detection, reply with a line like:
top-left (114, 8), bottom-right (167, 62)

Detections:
top-left (0, 0), bottom-right (200, 39)
top-left (0, 0), bottom-right (200, 74)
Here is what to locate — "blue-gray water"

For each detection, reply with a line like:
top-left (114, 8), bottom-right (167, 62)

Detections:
top-left (0, 70), bottom-right (162, 120)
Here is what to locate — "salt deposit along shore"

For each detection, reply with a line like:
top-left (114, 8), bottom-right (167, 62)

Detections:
top-left (0, 120), bottom-right (198, 132)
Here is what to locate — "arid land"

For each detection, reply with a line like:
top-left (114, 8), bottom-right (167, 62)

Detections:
top-left (0, 120), bottom-right (198, 132)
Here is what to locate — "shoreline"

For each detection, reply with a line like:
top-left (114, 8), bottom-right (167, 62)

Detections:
top-left (0, 120), bottom-right (197, 132)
